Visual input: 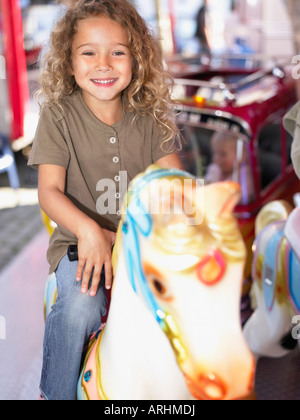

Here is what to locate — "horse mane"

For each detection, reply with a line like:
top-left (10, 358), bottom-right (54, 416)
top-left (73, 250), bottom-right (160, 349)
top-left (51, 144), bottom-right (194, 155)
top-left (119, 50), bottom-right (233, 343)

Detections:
top-left (112, 166), bottom-right (245, 276)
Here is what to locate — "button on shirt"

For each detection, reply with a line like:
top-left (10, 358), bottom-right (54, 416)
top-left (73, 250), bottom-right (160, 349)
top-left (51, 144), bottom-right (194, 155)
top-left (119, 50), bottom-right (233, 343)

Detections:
top-left (28, 91), bottom-right (174, 273)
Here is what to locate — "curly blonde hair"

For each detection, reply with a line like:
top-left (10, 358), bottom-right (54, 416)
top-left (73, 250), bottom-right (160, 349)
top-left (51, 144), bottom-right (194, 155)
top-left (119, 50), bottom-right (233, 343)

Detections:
top-left (38, 0), bottom-right (180, 150)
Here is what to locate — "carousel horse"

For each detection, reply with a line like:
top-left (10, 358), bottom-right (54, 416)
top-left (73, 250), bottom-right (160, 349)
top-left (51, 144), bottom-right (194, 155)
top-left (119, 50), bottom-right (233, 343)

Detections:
top-left (72, 165), bottom-right (254, 400)
top-left (243, 201), bottom-right (300, 359)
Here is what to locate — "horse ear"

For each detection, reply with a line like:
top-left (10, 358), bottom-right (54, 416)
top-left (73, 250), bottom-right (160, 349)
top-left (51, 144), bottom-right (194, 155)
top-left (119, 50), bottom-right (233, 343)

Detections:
top-left (204, 182), bottom-right (241, 218)
top-left (255, 200), bottom-right (293, 236)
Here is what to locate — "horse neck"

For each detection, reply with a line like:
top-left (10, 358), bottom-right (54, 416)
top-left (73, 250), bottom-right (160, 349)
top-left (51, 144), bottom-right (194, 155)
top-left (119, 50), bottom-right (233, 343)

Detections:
top-left (105, 248), bottom-right (158, 335)
top-left (99, 248), bottom-right (190, 399)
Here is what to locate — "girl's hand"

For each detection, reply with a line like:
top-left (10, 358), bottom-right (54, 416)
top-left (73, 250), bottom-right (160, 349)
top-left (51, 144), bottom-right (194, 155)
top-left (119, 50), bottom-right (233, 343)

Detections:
top-left (76, 222), bottom-right (116, 297)
top-left (37, 165), bottom-right (116, 296)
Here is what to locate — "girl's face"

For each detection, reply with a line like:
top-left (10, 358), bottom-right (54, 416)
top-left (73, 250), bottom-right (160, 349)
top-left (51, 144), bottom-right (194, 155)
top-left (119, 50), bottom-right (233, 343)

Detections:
top-left (71, 15), bottom-right (133, 111)
top-left (212, 139), bottom-right (236, 176)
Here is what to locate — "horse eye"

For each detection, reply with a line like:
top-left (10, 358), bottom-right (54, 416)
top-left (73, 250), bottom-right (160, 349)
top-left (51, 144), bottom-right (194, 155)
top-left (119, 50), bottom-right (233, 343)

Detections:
top-left (152, 279), bottom-right (166, 295)
top-left (147, 274), bottom-right (173, 301)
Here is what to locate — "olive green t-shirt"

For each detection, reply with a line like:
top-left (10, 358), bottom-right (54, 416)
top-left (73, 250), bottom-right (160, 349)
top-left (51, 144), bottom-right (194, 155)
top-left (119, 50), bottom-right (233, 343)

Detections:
top-left (28, 91), bottom-right (173, 273)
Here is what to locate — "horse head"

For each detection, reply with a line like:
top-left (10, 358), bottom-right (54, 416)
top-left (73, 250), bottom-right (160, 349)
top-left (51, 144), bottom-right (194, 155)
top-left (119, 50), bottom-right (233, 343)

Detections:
top-left (111, 165), bottom-right (255, 400)
top-left (244, 200), bottom-right (300, 359)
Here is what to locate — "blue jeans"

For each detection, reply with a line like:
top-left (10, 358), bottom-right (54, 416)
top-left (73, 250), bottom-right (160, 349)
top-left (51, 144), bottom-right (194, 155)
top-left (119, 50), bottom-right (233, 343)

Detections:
top-left (40, 255), bottom-right (107, 400)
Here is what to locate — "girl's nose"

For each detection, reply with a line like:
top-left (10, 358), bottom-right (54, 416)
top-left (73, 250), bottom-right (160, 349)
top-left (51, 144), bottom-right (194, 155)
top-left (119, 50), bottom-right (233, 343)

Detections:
top-left (96, 55), bottom-right (112, 72)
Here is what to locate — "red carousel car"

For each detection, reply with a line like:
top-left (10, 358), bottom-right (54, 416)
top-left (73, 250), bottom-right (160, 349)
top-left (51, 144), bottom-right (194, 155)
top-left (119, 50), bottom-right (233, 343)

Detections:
top-left (172, 57), bottom-right (300, 320)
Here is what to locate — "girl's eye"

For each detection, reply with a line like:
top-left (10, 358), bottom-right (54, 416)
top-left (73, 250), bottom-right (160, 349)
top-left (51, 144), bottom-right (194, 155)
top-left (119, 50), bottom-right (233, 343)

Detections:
top-left (113, 51), bottom-right (125, 56)
top-left (82, 52), bottom-right (94, 57)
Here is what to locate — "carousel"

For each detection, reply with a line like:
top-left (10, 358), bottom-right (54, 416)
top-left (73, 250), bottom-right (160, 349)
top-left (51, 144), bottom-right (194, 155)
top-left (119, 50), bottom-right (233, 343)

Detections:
top-left (0, 0), bottom-right (299, 402)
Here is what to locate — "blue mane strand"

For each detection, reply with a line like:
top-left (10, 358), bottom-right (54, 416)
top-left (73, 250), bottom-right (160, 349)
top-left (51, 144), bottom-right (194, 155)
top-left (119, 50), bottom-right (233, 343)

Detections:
top-left (122, 167), bottom-right (193, 326)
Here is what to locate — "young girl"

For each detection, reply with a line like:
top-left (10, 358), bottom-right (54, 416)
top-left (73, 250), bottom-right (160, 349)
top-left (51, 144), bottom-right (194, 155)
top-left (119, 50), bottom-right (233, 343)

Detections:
top-left (29, 0), bottom-right (182, 400)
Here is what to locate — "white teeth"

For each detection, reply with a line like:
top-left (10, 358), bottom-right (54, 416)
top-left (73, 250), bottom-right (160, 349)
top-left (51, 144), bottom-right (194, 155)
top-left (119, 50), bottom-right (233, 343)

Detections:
top-left (93, 79), bottom-right (116, 85)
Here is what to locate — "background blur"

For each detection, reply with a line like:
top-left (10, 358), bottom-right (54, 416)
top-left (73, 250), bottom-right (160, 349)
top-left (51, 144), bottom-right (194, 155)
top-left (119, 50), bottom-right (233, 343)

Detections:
top-left (0, 0), bottom-right (300, 401)
top-left (0, 0), bottom-right (294, 272)
top-left (22, 0), bottom-right (295, 63)
top-left (0, 0), bottom-right (300, 312)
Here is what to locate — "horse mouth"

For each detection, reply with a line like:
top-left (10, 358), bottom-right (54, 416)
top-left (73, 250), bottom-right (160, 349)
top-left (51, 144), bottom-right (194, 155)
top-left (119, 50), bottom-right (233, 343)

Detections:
top-left (184, 372), bottom-right (227, 400)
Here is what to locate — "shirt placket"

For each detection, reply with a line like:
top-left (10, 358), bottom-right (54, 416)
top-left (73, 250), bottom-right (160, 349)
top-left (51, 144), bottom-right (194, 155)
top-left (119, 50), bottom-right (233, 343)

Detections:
top-left (108, 133), bottom-right (121, 217)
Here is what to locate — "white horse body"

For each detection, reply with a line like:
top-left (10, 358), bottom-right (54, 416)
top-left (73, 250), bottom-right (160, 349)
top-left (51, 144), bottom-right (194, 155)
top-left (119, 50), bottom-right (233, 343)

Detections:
top-left (78, 167), bottom-right (255, 400)
top-left (100, 247), bottom-right (192, 400)
top-left (101, 234), bottom-right (252, 400)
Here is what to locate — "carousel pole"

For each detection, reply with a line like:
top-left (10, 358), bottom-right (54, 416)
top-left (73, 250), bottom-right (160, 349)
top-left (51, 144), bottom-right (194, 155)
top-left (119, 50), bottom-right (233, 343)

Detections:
top-left (1, 0), bottom-right (29, 140)
top-left (168, 0), bottom-right (177, 54)
top-left (154, 0), bottom-right (175, 55)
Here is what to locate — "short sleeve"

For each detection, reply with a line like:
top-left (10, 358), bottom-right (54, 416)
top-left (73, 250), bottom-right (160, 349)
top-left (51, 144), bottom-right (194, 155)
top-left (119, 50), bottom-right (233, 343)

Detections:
top-left (151, 119), bottom-right (175, 163)
top-left (28, 104), bottom-right (70, 170)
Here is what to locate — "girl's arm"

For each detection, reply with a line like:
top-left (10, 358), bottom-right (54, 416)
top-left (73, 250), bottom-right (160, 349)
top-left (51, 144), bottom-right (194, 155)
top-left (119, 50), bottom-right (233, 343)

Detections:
top-left (38, 164), bottom-right (115, 296)
top-left (156, 153), bottom-right (184, 170)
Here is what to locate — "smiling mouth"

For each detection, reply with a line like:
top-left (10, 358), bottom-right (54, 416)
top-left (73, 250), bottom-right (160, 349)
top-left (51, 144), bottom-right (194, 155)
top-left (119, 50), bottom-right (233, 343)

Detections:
top-left (92, 78), bottom-right (118, 87)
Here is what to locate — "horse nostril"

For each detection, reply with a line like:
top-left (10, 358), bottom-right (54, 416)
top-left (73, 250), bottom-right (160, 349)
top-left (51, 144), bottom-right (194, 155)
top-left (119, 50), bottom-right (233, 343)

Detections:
top-left (198, 372), bottom-right (227, 400)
